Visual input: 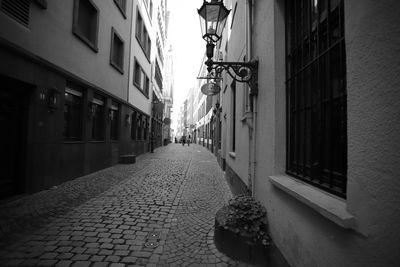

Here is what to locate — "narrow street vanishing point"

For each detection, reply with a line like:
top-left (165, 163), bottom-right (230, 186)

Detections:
top-left (0, 144), bottom-right (287, 267)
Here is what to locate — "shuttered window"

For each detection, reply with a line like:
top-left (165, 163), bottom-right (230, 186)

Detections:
top-left (1, 0), bottom-right (30, 27)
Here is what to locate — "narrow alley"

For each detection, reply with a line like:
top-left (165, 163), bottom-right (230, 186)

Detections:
top-left (0, 144), bottom-right (286, 267)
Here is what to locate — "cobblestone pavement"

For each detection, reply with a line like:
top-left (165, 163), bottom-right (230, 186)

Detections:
top-left (0, 144), bottom-right (259, 266)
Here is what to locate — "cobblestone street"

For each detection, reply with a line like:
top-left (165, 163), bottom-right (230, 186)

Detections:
top-left (0, 144), bottom-right (259, 266)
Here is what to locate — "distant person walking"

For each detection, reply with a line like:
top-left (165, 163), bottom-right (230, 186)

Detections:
top-left (187, 135), bottom-right (191, 146)
top-left (181, 135), bottom-right (186, 146)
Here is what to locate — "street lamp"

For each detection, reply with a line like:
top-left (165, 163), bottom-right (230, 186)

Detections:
top-left (197, 0), bottom-right (259, 95)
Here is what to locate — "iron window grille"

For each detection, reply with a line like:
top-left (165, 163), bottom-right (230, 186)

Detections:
top-left (72, 0), bottom-right (99, 52)
top-left (63, 87), bottom-right (83, 141)
top-left (285, 0), bottom-right (347, 198)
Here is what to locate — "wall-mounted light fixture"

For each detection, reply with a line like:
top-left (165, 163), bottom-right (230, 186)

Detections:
top-left (47, 87), bottom-right (60, 113)
top-left (125, 114), bottom-right (131, 126)
top-left (88, 102), bottom-right (97, 119)
top-left (198, 0), bottom-right (259, 95)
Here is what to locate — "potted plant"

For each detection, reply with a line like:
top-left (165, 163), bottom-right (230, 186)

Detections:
top-left (214, 194), bottom-right (270, 264)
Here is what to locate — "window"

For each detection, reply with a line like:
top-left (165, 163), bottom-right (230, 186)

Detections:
top-left (144, 76), bottom-right (150, 96)
top-left (63, 87), bottom-right (83, 141)
top-left (230, 2), bottom-right (237, 29)
top-left (110, 102), bottom-right (119, 141)
top-left (137, 114), bottom-right (142, 140)
top-left (90, 95), bottom-right (105, 141)
top-left (135, 10), bottom-right (151, 59)
top-left (150, 1), bottom-right (153, 18)
top-left (231, 81), bottom-right (236, 152)
top-left (133, 59), bottom-right (149, 97)
top-left (131, 111), bottom-right (137, 140)
top-left (135, 10), bottom-right (143, 42)
top-left (143, 117), bottom-right (148, 140)
top-left (147, 36), bottom-right (152, 58)
top-left (114, 0), bottom-right (126, 18)
top-left (285, 0), bottom-right (347, 197)
top-left (73, 0), bottom-right (99, 52)
top-left (134, 60), bottom-right (142, 86)
top-left (1, 0), bottom-right (30, 27)
top-left (110, 28), bottom-right (124, 74)
top-left (155, 60), bottom-right (163, 90)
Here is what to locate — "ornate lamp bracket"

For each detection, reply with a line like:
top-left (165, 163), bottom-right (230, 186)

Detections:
top-left (206, 59), bottom-right (259, 96)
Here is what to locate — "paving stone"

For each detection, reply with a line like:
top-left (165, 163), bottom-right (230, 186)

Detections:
top-left (0, 145), bottom-right (259, 266)
top-left (55, 260), bottom-right (73, 267)
top-left (71, 261), bottom-right (91, 267)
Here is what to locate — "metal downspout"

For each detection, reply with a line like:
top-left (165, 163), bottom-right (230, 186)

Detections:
top-left (249, 0), bottom-right (257, 197)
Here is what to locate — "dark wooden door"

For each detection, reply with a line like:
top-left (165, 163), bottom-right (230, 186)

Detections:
top-left (0, 75), bottom-right (30, 199)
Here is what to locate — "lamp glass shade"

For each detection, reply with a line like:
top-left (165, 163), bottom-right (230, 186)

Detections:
top-left (198, 0), bottom-right (230, 43)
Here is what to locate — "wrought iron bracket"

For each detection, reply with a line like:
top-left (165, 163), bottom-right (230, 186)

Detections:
top-left (205, 59), bottom-right (259, 95)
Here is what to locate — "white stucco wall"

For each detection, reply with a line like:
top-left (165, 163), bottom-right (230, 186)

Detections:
top-left (253, 0), bottom-right (400, 266)
top-left (0, 0), bottom-right (131, 100)
top-left (224, 0), bottom-right (251, 186)
top-left (128, 1), bottom-right (152, 114)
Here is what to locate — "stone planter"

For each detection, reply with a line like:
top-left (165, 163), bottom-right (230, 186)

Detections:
top-left (214, 206), bottom-right (270, 264)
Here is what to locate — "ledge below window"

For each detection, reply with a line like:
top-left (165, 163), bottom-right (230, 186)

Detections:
top-left (269, 175), bottom-right (355, 229)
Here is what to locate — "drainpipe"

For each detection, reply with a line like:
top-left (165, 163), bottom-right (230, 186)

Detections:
top-left (247, 0), bottom-right (257, 197)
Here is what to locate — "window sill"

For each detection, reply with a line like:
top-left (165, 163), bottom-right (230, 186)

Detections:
top-left (73, 30), bottom-right (98, 53)
top-left (62, 140), bottom-right (84, 144)
top-left (269, 174), bottom-right (355, 229)
top-left (229, 152), bottom-right (236, 159)
top-left (114, 0), bottom-right (127, 19)
top-left (135, 36), bottom-right (151, 63)
top-left (133, 83), bottom-right (149, 99)
top-left (110, 61), bottom-right (124, 74)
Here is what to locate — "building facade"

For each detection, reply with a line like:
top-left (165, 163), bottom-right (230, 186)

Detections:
top-left (0, 0), bottom-right (167, 199)
top-left (193, 0), bottom-right (400, 266)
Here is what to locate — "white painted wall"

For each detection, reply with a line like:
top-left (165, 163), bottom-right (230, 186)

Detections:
top-left (252, 0), bottom-right (400, 266)
top-left (223, 0), bottom-right (250, 186)
top-left (0, 0), bottom-right (131, 100)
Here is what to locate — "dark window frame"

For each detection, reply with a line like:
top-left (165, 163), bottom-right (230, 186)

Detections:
top-left (63, 87), bottom-right (83, 141)
top-left (231, 81), bottom-right (236, 152)
top-left (131, 111), bottom-right (137, 140)
top-left (72, 0), bottom-right (99, 52)
top-left (90, 95), bottom-right (105, 141)
top-left (285, 0), bottom-right (347, 198)
top-left (133, 58), bottom-right (150, 98)
top-left (110, 27), bottom-right (125, 74)
top-left (135, 8), bottom-right (151, 61)
top-left (230, 2), bottom-right (238, 29)
top-left (114, 0), bottom-right (126, 19)
top-left (110, 102), bottom-right (120, 141)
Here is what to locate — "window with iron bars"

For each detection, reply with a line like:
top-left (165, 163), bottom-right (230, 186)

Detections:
top-left (285, 0), bottom-right (347, 198)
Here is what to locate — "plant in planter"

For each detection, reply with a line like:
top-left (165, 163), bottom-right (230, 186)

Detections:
top-left (214, 194), bottom-right (270, 264)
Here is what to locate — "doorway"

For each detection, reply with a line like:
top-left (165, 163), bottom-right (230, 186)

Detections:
top-left (0, 75), bottom-right (31, 199)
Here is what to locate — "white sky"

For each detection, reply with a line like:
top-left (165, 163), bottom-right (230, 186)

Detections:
top-left (166, 0), bottom-right (205, 130)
